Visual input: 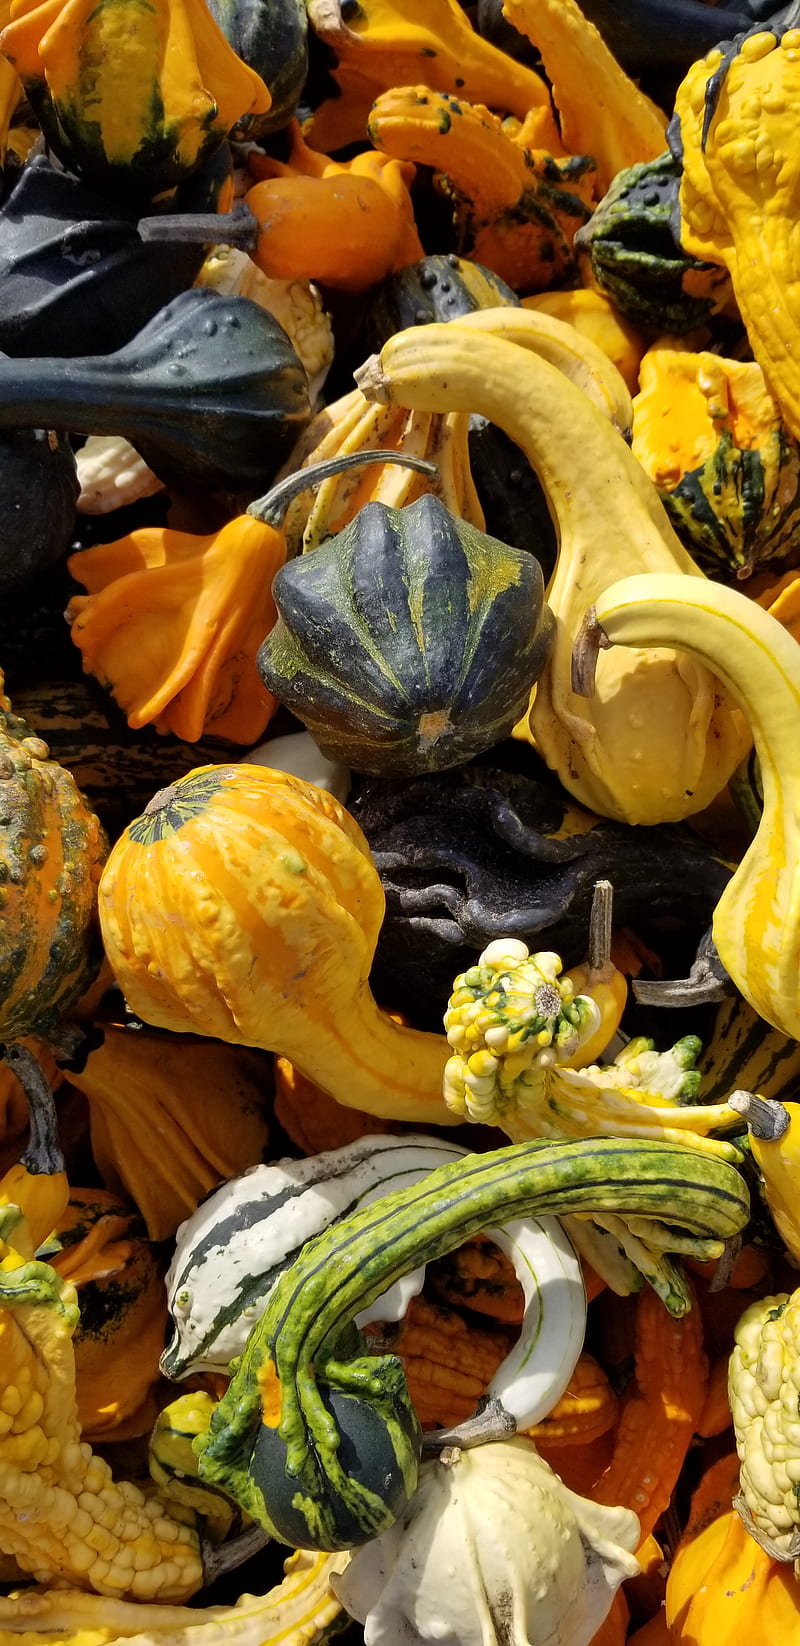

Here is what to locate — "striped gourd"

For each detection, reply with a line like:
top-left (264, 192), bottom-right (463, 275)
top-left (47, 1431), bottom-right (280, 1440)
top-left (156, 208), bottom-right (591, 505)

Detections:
top-left (698, 993), bottom-right (800, 1108)
top-left (163, 1133), bottom-right (586, 1438)
top-left (195, 1134), bottom-right (749, 1552)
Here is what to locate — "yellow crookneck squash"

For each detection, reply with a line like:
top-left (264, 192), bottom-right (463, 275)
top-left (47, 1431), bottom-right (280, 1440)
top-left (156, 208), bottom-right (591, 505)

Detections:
top-left (244, 121), bottom-right (423, 295)
top-left (355, 309), bottom-right (750, 825)
top-left (500, 0), bottom-right (668, 193)
top-left (673, 22), bottom-right (800, 445)
top-left (303, 0), bottom-right (561, 154)
top-left (367, 86), bottom-right (596, 294)
top-left (0, 0), bottom-right (269, 200)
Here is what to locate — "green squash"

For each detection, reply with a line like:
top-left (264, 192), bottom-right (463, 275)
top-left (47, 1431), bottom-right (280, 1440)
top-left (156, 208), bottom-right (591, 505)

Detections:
top-left (205, 0), bottom-right (307, 135)
top-left (257, 493), bottom-right (555, 776)
top-left (358, 255), bottom-right (519, 358)
top-left (574, 150), bottom-right (734, 335)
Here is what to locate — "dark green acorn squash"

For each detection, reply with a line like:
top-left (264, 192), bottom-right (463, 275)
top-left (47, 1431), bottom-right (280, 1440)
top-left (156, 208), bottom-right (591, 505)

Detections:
top-left (206, 0), bottom-right (308, 136)
top-left (574, 150), bottom-right (735, 335)
top-left (0, 429), bottom-right (78, 594)
top-left (0, 152), bottom-right (230, 359)
top-left (0, 289), bottom-right (311, 497)
top-left (257, 493), bottom-right (555, 776)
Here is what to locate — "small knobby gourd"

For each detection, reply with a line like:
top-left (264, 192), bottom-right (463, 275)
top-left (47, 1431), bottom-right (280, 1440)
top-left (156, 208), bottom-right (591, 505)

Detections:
top-left (367, 86), bottom-right (596, 293)
top-left (67, 450), bottom-right (434, 745)
top-left (0, 674), bottom-right (106, 1044)
top-left (303, 0), bottom-right (561, 155)
top-left (0, 0), bottom-right (270, 201)
top-left (244, 122), bottom-right (423, 294)
top-left (355, 309), bottom-right (750, 824)
top-left (672, 20), bottom-right (800, 441)
top-left (571, 573), bottom-right (800, 1040)
top-left (728, 1284), bottom-right (800, 1562)
top-left (256, 490), bottom-right (556, 777)
top-left (193, 1134), bottom-right (748, 1549)
top-left (632, 342), bottom-right (800, 582)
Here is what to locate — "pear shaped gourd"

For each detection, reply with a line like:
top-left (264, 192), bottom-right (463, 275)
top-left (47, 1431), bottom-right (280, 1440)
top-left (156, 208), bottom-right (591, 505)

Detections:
top-left (573, 573), bottom-right (800, 1041)
top-left (356, 308), bottom-right (749, 824)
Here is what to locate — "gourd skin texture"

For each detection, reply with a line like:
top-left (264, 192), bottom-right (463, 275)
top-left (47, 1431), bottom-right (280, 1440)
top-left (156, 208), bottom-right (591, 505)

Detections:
top-left (673, 25), bottom-right (800, 442)
top-left (97, 764), bottom-right (455, 1125)
top-left (0, 0), bottom-right (270, 200)
top-left (579, 573), bottom-right (800, 1040)
top-left (632, 343), bottom-right (800, 582)
top-left (258, 493), bottom-right (555, 777)
top-left (356, 312), bottom-right (749, 824)
top-left (729, 1287), bottom-right (800, 1558)
top-left (0, 672), bottom-right (106, 1042)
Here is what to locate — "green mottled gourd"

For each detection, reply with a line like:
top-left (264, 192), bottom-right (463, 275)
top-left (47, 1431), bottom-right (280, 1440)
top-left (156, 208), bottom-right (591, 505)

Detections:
top-left (194, 1134), bottom-right (748, 1551)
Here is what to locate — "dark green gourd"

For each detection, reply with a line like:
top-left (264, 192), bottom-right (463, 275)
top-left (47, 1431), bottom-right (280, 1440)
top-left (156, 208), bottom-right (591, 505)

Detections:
top-left (0, 430), bottom-right (78, 594)
top-left (357, 255), bottom-right (519, 358)
top-left (257, 494), bottom-right (554, 776)
top-left (205, 0), bottom-right (308, 134)
top-left (574, 150), bottom-right (734, 334)
top-left (0, 289), bottom-right (311, 496)
top-left (194, 1135), bottom-right (749, 1550)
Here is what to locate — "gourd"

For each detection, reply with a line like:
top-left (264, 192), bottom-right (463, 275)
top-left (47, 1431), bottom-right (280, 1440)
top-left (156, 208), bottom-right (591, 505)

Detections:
top-left (193, 245), bottom-right (334, 398)
top-left (367, 86), bottom-right (596, 293)
top-left (66, 451), bottom-right (436, 746)
top-left (0, 1044), bottom-right (69, 1253)
top-left (0, 1545), bottom-right (348, 1645)
top-left (97, 764), bottom-right (456, 1125)
top-left (161, 1134), bottom-right (586, 1441)
top-left (697, 992), bottom-right (800, 1109)
top-left (355, 311), bottom-right (750, 824)
top-left (666, 1452), bottom-right (800, 1643)
top-left (723, 1093), bottom-right (800, 1265)
top-left (371, 1293), bottom-right (515, 1428)
top-left (0, 427), bottom-right (78, 594)
top-left (574, 150), bottom-right (735, 334)
top-left (205, 0), bottom-right (307, 136)
top-left (50, 1188), bottom-right (169, 1441)
top-left (0, 0), bottom-right (270, 202)
top-left (358, 253), bottom-right (519, 358)
top-left (256, 491), bottom-right (555, 776)
top-left (0, 671), bottom-right (106, 1045)
top-left (243, 123), bottom-right (423, 295)
top-left (0, 288), bottom-right (312, 498)
top-left (0, 152), bottom-right (229, 358)
top-left (632, 343), bottom-right (800, 582)
top-left (334, 1436), bottom-right (640, 1646)
top-left (272, 1056), bottom-right (406, 1155)
top-left (522, 288), bottom-right (646, 394)
top-left (349, 755), bottom-right (732, 1025)
top-left (571, 573), bottom-right (800, 1038)
top-left (62, 1021), bottom-right (272, 1242)
top-left (524, 1351), bottom-right (618, 1446)
top-left (672, 18), bottom-right (800, 441)
top-left (194, 1134), bottom-right (748, 1548)
top-left (500, 0), bottom-right (668, 193)
top-left (303, 0), bottom-right (561, 156)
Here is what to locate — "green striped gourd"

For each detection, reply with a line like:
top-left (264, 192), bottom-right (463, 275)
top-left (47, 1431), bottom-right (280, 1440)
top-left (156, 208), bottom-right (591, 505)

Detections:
top-left (195, 1135), bottom-right (749, 1551)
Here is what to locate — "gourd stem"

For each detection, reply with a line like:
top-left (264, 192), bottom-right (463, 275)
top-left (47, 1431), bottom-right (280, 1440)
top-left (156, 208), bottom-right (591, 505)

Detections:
top-left (571, 606), bottom-right (610, 696)
top-left (727, 1089), bottom-right (790, 1142)
top-left (587, 878), bottom-right (613, 974)
top-left (2, 1043), bottom-right (65, 1176)
top-left (137, 202), bottom-right (260, 250)
top-left (420, 1397), bottom-right (517, 1454)
top-left (246, 450), bottom-right (438, 527)
top-left (201, 1523), bottom-right (270, 1584)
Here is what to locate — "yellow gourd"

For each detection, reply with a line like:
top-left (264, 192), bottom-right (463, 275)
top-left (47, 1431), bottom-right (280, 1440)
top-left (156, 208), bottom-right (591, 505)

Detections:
top-left (355, 310), bottom-right (750, 823)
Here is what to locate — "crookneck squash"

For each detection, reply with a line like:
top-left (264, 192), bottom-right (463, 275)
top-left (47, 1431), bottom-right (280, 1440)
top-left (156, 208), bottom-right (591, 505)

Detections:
top-left (256, 491), bottom-right (555, 776)
top-left (0, 0), bottom-right (270, 202)
top-left (632, 342), bottom-right (800, 582)
top-left (193, 1134), bottom-right (747, 1549)
top-left (672, 17), bottom-right (800, 442)
top-left (355, 311), bottom-right (750, 823)
top-left (0, 671), bottom-right (106, 1044)
top-left (303, 0), bottom-right (561, 155)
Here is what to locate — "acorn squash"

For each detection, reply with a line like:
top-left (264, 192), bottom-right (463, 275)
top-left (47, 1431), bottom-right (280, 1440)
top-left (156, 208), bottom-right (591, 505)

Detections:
top-left (257, 493), bottom-right (555, 776)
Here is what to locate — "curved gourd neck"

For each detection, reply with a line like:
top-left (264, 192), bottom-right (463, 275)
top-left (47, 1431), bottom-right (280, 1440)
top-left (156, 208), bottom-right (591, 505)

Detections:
top-left (358, 325), bottom-right (697, 580)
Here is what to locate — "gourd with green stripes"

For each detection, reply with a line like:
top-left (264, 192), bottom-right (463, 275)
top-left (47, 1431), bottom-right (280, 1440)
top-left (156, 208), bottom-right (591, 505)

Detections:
top-left (194, 1135), bottom-right (749, 1551)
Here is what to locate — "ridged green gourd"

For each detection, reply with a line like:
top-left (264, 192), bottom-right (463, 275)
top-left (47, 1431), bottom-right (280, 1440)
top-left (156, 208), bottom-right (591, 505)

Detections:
top-left (194, 1134), bottom-right (749, 1551)
top-left (256, 492), bottom-right (555, 776)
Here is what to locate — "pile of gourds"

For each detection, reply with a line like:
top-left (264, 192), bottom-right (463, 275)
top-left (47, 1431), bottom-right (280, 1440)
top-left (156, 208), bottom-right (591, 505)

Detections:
top-left (4, 0), bottom-right (800, 1641)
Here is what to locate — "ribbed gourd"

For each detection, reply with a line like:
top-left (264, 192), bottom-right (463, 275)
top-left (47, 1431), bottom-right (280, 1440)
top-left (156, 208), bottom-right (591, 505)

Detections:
top-left (0, 670), bottom-right (106, 1043)
top-left (256, 492), bottom-right (555, 777)
top-left (632, 342), bottom-right (800, 582)
top-left (355, 309), bottom-right (750, 824)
